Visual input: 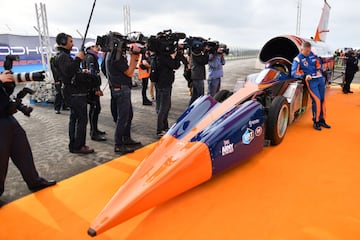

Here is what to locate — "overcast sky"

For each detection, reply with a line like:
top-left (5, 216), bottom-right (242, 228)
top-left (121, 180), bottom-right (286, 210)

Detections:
top-left (0, 0), bottom-right (358, 50)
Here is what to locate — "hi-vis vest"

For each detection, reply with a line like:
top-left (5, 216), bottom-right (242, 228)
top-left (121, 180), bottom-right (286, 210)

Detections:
top-left (137, 54), bottom-right (151, 79)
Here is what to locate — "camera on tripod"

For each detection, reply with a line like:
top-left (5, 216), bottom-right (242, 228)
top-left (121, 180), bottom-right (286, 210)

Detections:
top-left (147, 29), bottom-right (186, 55)
top-left (1, 55), bottom-right (45, 117)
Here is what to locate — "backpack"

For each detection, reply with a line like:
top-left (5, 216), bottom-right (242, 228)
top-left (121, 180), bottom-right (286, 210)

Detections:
top-left (150, 54), bottom-right (159, 82)
top-left (50, 55), bottom-right (60, 82)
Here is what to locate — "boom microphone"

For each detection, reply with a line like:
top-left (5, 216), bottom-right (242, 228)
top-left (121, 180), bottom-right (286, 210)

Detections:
top-left (81, 0), bottom-right (97, 51)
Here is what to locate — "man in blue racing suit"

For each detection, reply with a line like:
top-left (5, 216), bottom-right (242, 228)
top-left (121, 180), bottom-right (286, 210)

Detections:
top-left (291, 41), bottom-right (331, 131)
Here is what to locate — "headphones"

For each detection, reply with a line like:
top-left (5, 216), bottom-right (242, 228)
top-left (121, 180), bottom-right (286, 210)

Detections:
top-left (56, 33), bottom-right (69, 46)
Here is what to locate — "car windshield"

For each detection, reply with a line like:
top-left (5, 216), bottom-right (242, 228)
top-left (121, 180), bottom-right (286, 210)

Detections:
top-left (253, 69), bottom-right (280, 85)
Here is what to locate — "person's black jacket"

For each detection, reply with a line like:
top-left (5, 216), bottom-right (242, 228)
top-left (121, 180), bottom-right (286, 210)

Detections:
top-left (190, 52), bottom-right (209, 80)
top-left (156, 54), bottom-right (181, 89)
top-left (83, 52), bottom-right (101, 91)
top-left (345, 55), bottom-right (359, 75)
top-left (55, 47), bottom-right (85, 93)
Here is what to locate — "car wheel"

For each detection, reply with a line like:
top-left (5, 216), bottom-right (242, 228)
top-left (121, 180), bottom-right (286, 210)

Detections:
top-left (266, 96), bottom-right (289, 145)
top-left (214, 90), bottom-right (233, 103)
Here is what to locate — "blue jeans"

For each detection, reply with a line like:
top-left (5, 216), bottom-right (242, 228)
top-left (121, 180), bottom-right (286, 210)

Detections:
top-left (189, 79), bottom-right (204, 105)
top-left (112, 86), bottom-right (133, 146)
top-left (69, 95), bottom-right (88, 151)
top-left (207, 78), bottom-right (221, 97)
top-left (156, 86), bottom-right (172, 133)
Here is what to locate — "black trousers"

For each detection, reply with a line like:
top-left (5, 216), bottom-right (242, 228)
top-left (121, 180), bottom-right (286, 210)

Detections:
top-left (54, 82), bottom-right (64, 111)
top-left (142, 78), bottom-right (149, 101)
top-left (0, 116), bottom-right (42, 195)
top-left (156, 86), bottom-right (172, 133)
top-left (88, 94), bottom-right (101, 136)
top-left (68, 95), bottom-right (88, 151)
top-left (344, 73), bottom-right (355, 92)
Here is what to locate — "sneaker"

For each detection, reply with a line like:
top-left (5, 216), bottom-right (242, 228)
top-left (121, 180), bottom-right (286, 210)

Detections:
top-left (319, 120), bottom-right (331, 129)
top-left (348, 91), bottom-right (354, 94)
top-left (55, 110), bottom-right (61, 114)
top-left (115, 145), bottom-right (135, 155)
top-left (313, 122), bottom-right (322, 131)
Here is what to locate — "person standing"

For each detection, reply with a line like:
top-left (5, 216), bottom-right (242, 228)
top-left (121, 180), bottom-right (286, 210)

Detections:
top-left (83, 41), bottom-right (106, 141)
top-left (343, 50), bottom-right (359, 94)
top-left (105, 34), bottom-right (142, 154)
top-left (54, 33), bottom-right (94, 154)
top-left (51, 44), bottom-right (68, 114)
top-left (0, 71), bottom-right (56, 197)
top-left (138, 50), bottom-right (152, 105)
top-left (208, 47), bottom-right (225, 97)
top-left (189, 42), bottom-right (209, 105)
top-left (291, 41), bottom-right (331, 131)
top-left (155, 52), bottom-right (181, 137)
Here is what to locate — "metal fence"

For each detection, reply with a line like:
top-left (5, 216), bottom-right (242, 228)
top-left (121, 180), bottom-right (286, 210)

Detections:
top-left (226, 48), bottom-right (260, 60)
top-left (334, 56), bottom-right (347, 70)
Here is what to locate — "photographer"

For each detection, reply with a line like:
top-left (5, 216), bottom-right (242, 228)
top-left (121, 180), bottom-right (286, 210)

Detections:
top-left (208, 47), bottom-right (226, 97)
top-left (103, 33), bottom-right (141, 154)
top-left (53, 33), bottom-right (94, 154)
top-left (154, 51), bottom-right (181, 137)
top-left (0, 71), bottom-right (56, 197)
top-left (83, 41), bottom-right (106, 141)
top-left (189, 41), bottom-right (209, 105)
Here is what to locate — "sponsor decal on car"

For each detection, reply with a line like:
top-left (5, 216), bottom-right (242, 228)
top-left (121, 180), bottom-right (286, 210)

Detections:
top-left (255, 126), bottom-right (262, 137)
top-left (242, 128), bottom-right (255, 145)
top-left (222, 139), bottom-right (234, 156)
top-left (248, 119), bottom-right (260, 127)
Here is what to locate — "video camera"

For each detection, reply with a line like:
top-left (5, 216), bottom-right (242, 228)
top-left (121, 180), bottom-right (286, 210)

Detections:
top-left (1, 55), bottom-right (45, 117)
top-left (127, 31), bottom-right (148, 55)
top-left (185, 37), bottom-right (230, 55)
top-left (147, 29), bottom-right (186, 55)
top-left (96, 32), bottom-right (128, 53)
top-left (96, 31), bottom-right (147, 55)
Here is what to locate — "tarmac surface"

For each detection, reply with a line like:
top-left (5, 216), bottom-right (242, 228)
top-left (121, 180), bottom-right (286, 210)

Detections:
top-left (1, 58), bottom-right (359, 204)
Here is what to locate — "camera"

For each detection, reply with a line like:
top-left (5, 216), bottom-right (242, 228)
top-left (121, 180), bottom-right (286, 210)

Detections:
top-left (147, 29), bottom-right (186, 55)
top-left (218, 43), bottom-right (230, 55)
top-left (7, 87), bottom-right (35, 117)
top-left (96, 32), bottom-right (128, 53)
top-left (127, 31), bottom-right (148, 55)
top-left (1, 55), bottom-right (45, 117)
top-left (3, 55), bottom-right (45, 82)
top-left (96, 31), bottom-right (148, 55)
top-left (185, 37), bottom-right (230, 55)
top-left (184, 37), bottom-right (206, 54)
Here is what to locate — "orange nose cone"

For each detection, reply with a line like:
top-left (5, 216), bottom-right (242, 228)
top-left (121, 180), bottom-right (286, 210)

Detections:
top-left (88, 135), bottom-right (213, 236)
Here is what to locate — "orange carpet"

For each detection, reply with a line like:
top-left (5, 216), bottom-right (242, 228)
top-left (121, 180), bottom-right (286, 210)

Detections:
top-left (1, 86), bottom-right (360, 240)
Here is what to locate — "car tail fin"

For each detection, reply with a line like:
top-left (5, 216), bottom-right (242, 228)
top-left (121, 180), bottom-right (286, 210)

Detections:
top-left (314, 0), bottom-right (331, 42)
